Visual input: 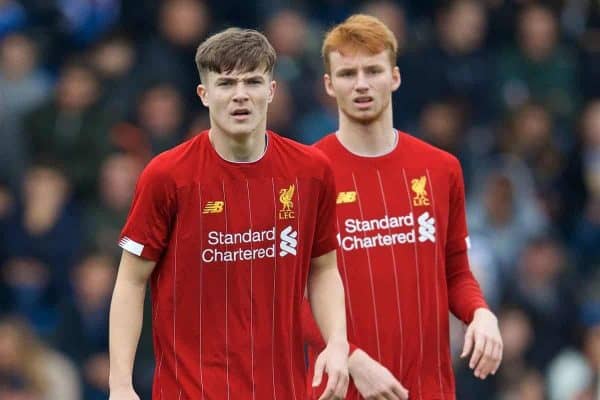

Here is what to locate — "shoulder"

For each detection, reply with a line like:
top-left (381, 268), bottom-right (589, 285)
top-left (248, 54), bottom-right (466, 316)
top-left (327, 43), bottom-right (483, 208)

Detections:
top-left (271, 132), bottom-right (333, 174)
top-left (400, 131), bottom-right (462, 172)
top-left (312, 133), bottom-right (338, 153)
top-left (140, 133), bottom-right (204, 185)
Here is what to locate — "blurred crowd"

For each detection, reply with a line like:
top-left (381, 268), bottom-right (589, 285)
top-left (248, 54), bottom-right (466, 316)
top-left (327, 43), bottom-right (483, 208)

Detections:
top-left (0, 0), bottom-right (599, 399)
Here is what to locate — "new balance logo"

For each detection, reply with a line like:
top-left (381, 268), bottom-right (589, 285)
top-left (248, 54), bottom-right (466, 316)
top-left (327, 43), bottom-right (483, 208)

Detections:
top-left (417, 212), bottom-right (436, 243)
top-left (203, 201), bottom-right (224, 214)
top-left (279, 226), bottom-right (298, 257)
top-left (336, 191), bottom-right (357, 204)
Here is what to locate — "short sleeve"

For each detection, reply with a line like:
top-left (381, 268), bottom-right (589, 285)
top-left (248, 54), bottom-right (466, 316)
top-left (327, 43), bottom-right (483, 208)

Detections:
top-left (311, 156), bottom-right (339, 258)
top-left (446, 157), bottom-right (470, 257)
top-left (118, 159), bottom-right (176, 261)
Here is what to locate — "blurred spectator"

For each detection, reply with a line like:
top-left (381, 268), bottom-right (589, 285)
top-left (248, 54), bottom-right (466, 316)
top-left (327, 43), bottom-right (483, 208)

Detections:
top-left (136, 0), bottom-right (209, 106)
top-left (110, 82), bottom-right (186, 158)
top-left (0, 179), bottom-right (15, 223)
top-left (137, 82), bottom-right (186, 154)
top-left (85, 153), bottom-right (143, 256)
top-left (503, 236), bottom-right (578, 370)
top-left (0, 33), bottom-right (51, 187)
top-left (266, 9), bottom-right (310, 81)
top-left (0, 0), bottom-right (27, 38)
top-left (500, 103), bottom-right (566, 220)
top-left (418, 100), bottom-right (479, 180)
top-left (0, 258), bottom-right (57, 337)
top-left (466, 234), bottom-right (502, 310)
top-left (304, 0), bottom-right (357, 26)
top-left (88, 32), bottom-right (138, 119)
top-left (187, 110), bottom-right (211, 138)
top-left (0, 165), bottom-right (83, 295)
top-left (498, 307), bottom-right (534, 370)
top-left (267, 78), bottom-right (295, 138)
top-left (580, 2), bottom-right (600, 99)
top-left (468, 158), bottom-right (548, 271)
top-left (565, 100), bottom-right (600, 275)
top-left (0, 316), bottom-right (80, 400)
top-left (55, 0), bottom-right (121, 48)
top-left (399, 0), bottom-right (494, 127)
top-left (265, 9), bottom-right (320, 117)
top-left (547, 299), bottom-right (600, 400)
top-left (206, 0), bottom-right (260, 28)
top-left (297, 79), bottom-right (338, 144)
top-left (24, 61), bottom-right (112, 200)
top-left (360, 1), bottom-right (407, 53)
top-left (54, 254), bottom-right (116, 399)
top-left (119, 0), bottom-right (161, 40)
top-left (496, 4), bottom-right (578, 121)
top-left (497, 366), bottom-right (546, 400)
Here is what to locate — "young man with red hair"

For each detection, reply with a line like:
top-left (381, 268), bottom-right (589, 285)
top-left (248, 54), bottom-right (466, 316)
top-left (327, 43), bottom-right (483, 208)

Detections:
top-left (304, 14), bottom-right (503, 400)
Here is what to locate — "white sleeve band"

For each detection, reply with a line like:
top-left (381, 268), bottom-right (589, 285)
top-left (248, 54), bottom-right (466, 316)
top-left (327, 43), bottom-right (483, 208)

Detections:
top-left (119, 236), bottom-right (145, 256)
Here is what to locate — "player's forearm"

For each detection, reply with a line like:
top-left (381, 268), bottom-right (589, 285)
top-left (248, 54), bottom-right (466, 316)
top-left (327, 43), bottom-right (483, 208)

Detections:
top-left (108, 275), bottom-right (147, 390)
top-left (308, 260), bottom-right (347, 344)
top-left (446, 250), bottom-right (488, 324)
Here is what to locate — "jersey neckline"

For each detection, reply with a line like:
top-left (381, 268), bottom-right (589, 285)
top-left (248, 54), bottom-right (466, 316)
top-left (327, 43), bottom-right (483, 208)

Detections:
top-left (331, 129), bottom-right (404, 162)
top-left (203, 130), bottom-right (272, 167)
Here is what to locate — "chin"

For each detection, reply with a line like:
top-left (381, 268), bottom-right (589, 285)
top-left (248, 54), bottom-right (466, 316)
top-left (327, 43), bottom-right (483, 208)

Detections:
top-left (346, 111), bottom-right (381, 124)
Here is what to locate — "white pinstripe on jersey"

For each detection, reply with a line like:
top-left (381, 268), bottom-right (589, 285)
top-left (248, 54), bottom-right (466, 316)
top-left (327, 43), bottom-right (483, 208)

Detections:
top-left (351, 172), bottom-right (382, 360)
top-left (402, 168), bottom-right (423, 394)
top-left (270, 178), bottom-right (278, 400)
top-left (222, 181), bottom-right (231, 400)
top-left (375, 169), bottom-right (405, 375)
top-left (245, 179), bottom-right (256, 400)
top-left (426, 168), bottom-right (445, 399)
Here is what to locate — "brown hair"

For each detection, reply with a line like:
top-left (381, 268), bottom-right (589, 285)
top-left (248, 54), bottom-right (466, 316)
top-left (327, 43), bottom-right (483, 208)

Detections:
top-left (195, 28), bottom-right (276, 81)
top-left (322, 14), bottom-right (397, 74)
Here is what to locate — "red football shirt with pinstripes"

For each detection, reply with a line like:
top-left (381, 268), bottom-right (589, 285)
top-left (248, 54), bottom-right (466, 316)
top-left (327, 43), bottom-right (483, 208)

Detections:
top-left (304, 131), bottom-right (488, 400)
top-left (118, 130), bottom-right (338, 400)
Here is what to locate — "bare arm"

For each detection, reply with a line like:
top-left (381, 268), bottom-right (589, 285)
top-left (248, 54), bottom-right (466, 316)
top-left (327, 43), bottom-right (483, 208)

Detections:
top-left (109, 250), bottom-right (156, 397)
top-left (308, 250), bottom-right (346, 343)
top-left (308, 249), bottom-right (349, 400)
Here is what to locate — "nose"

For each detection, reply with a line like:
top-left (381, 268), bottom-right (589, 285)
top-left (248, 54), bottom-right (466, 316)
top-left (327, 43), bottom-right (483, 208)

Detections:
top-left (355, 70), bottom-right (369, 92)
top-left (232, 82), bottom-right (249, 102)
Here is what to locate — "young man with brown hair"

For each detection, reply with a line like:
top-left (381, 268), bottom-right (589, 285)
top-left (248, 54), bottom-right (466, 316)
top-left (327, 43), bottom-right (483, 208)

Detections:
top-left (304, 15), bottom-right (503, 400)
top-left (109, 28), bottom-right (349, 400)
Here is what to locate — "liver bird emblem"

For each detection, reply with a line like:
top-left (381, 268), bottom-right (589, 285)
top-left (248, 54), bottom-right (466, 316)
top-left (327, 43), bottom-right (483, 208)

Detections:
top-left (279, 184), bottom-right (295, 211)
top-left (411, 176), bottom-right (430, 206)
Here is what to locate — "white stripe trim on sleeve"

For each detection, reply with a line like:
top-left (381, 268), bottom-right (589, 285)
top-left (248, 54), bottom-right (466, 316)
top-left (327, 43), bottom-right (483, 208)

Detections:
top-left (466, 236), bottom-right (471, 249)
top-left (119, 236), bottom-right (144, 256)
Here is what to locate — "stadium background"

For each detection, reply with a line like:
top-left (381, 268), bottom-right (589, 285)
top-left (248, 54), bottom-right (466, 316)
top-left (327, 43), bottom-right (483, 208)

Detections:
top-left (0, 0), bottom-right (599, 398)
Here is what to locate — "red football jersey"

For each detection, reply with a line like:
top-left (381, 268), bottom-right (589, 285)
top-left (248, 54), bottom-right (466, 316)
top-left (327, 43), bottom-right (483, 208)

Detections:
top-left (304, 132), bottom-right (487, 400)
top-left (119, 130), bottom-right (338, 400)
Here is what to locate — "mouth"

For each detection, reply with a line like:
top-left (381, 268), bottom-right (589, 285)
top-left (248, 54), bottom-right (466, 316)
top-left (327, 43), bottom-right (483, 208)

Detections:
top-left (353, 96), bottom-right (374, 109)
top-left (230, 108), bottom-right (251, 121)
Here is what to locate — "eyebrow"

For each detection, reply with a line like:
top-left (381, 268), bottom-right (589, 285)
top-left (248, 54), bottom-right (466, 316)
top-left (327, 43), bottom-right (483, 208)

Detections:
top-left (215, 75), bottom-right (265, 83)
top-left (335, 64), bottom-right (384, 75)
top-left (335, 67), bottom-right (356, 75)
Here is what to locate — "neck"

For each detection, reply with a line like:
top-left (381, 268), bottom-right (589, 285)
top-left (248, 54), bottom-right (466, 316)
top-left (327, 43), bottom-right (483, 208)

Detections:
top-left (209, 125), bottom-right (267, 162)
top-left (337, 103), bottom-right (396, 156)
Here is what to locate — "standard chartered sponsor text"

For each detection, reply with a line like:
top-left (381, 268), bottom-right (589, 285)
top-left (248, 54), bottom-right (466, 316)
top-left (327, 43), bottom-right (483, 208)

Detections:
top-left (344, 213), bottom-right (414, 233)
top-left (340, 231), bottom-right (416, 251)
top-left (203, 228), bottom-right (276, 263)
top-left (340, 212), bottom-right (435, 251)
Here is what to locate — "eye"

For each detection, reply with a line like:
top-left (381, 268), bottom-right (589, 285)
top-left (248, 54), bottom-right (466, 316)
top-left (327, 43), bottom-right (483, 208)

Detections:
top-left (338, 70), bottom-right (354, 77)
top-left (247, 79), bottom-right (262, 85)
top-left (218, 81), bottom-right (233, 86)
